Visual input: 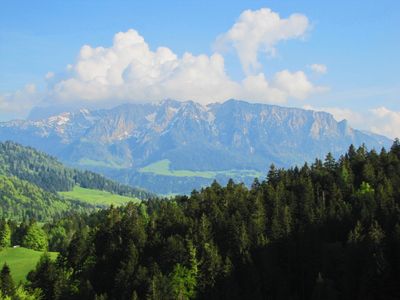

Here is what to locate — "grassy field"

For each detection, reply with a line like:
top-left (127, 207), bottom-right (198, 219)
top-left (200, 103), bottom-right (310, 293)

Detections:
top-left (59, 186), bottom-right (140, 207)
top-left (0, 247), bottom-right (58, 283)
top-left (139, 159), bottom-right (263, 179)
top-left (78, 158), bottom-right (127, 169)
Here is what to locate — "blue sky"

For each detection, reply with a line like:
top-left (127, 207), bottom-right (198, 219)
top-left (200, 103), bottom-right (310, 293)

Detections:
top-left (1, 0), bottom-right (399, 137)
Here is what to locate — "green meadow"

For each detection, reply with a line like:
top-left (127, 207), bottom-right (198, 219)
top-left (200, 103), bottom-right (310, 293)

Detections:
top-left (139, 159), bottom-right (263, 179)
top-left (0, 247), bottom-right (58, 283)
top-left (78, 158), bottom-right (127, 169)
top-left (59, 186), bottom-right (140, 207)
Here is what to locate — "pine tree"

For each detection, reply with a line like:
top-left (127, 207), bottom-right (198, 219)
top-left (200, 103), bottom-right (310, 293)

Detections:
top-left (324, 152), bottom-right (336, 170)
top-left (27, 253), bottom-right (61, 300)
top-left (0, 263), bottom-right (14, 297)
top-left (390, 138), bottom-right (400, 158)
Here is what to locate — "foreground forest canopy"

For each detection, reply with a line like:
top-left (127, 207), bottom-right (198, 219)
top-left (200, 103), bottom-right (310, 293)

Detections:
top-left (1, 140), bottom-right (400, 299)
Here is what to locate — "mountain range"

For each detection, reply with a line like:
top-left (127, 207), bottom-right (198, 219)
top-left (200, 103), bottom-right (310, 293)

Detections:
top-left (0, 99), bottom-right (392, 194)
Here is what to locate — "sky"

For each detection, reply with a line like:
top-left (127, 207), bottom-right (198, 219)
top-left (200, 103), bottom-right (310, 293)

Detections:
top-left (0, 0), bottom-right (399, 138)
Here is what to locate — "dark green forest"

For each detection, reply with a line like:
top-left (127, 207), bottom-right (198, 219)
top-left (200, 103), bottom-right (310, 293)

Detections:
top-left (2, 141), bottom-right (400, 299)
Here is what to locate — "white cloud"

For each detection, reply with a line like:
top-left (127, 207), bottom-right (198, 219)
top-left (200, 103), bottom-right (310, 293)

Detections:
top-left (215, 8), bottom-right (310, 74)
top-left (369, 107), bottom-right (400, 139)
top-left (52, 30), bottom-right (240, 104)
top-left (49, 29), bottom-right (321, 106)
top-left (240, 73), bottom-right (286, 103)
top-left (274, 70), bottom-right (319, 100)
top-left (309, 64), bottom-right (327, 74)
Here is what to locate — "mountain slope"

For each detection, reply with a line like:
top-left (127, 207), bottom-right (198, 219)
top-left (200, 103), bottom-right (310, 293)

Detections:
top-left (0, 100), bottom-right (392, 194)
top-left (0, 142), bottom-right (150, 221)
top-left (0, 174), bottom-right (94, 221)
top-left (0, 141), bottom-right (153, 199)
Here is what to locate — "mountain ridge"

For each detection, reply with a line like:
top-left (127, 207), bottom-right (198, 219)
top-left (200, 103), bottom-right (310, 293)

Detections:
top-left (0, 99), bottom-right (392, 193)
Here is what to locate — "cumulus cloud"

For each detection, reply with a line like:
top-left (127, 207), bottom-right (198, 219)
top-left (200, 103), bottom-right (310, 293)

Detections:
top-left (215, 8), bottom-right (310, 74)
top-left (52, 30), bottom-right (239, 104)
top-left (274, 70), bottom-right (319, 99)
top-left (309, 64), bottom-right (327, 74)
top-left (49, 29), bottom-right (321, 106)
top-left (240, 73), bottom-right (286, 103)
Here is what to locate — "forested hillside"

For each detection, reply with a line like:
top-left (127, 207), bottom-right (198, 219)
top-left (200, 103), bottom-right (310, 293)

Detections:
top-left (0, 175), bottom-right (95, 221)
top-left (0, 141), bottom-right (153, 221)
top-left (0, 141), bottom-right (153, 199)
top-left (2, 140), bottom-right (399, 299)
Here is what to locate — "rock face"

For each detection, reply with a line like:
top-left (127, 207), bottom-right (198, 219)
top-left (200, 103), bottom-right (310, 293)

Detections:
top-left (0, 99), bottom-right (392, 194)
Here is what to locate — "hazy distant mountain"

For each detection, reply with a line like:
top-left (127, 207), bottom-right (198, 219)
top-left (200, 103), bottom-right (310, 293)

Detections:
top-left (0, 99), bottom-right (392, 194)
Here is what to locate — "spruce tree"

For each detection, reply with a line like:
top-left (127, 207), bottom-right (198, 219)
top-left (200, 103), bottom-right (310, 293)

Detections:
top-left (0, 263), bottom-right (14, 297)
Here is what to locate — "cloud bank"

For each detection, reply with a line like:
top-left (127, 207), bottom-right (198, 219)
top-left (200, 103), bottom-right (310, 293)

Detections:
top-left (1, 8), bottom-right (323, 120)
top-left (50, 28), bottom-right (320, 106)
